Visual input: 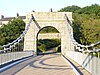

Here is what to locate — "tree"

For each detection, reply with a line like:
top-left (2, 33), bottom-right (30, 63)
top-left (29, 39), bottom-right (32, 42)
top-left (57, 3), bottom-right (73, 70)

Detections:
top-left (0, 18), bottom-right (25, 45)
top-left (58, 5), bottom-right (81, 12)
top-left (59, 4), bottom-right (100, 48)
top-left (76, 4), bottom-right (100, 16)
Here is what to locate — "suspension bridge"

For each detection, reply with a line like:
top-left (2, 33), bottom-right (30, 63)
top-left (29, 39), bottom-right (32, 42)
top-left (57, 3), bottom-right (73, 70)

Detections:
top-left (0, 12), bottom-right (100, 75)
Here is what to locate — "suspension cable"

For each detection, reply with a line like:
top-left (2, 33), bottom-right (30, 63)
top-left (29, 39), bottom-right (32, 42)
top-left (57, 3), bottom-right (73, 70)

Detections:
top-left (65, 14), bottom-right (100, 52)
top-left (0, 16), bottom-right (33, 50)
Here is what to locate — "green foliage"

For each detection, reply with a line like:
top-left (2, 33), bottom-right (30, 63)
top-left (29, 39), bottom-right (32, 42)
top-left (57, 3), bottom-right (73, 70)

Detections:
top-left (75, 4), bottom-right (100, 16)
top-left (39, 26), bottom-right (59, 33)
top-left (73, 13), bottom-right (100, 46)
top-left (37, 26), bottom-right (61, 53)
top-left (56, 45), bottom-right (61, 52)
top-left (59, 5), bottom-right (81, 12)
top-left (59, 4), bottom-right (100, 48)
top-left (0, 18), bottom-right (25, 45)
top-left (38, 44), bottom-right (46, 53)
top-left (37, 39), bottom-right (61, 53)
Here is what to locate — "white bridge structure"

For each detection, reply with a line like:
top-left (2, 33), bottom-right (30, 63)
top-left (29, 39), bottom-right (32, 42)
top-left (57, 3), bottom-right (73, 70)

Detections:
top-left (0, 12), bottom-right (100, 75)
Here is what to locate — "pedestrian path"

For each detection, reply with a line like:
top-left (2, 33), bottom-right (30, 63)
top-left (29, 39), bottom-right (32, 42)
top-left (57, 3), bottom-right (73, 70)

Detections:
top-left (15, 54), bottom-right (76, 75)
top-left (0, 54), bottom-right (91, 75)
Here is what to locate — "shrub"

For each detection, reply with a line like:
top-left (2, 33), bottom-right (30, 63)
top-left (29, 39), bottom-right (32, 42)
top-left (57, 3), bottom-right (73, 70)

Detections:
top-left (38, 44), bottom-right (46, 53)
top-left (37, 39), bottom-right (61, 53)
top-left (56, 45), bottom-right (61, 52)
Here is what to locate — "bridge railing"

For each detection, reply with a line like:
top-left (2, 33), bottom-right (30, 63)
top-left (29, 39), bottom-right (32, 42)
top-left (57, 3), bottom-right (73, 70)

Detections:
top-left (0, 50), bottom-right (33, 65)
top-left (0, 16), bottom-right (34, 66)
top-left (65, 14), bottom-right (100, 75)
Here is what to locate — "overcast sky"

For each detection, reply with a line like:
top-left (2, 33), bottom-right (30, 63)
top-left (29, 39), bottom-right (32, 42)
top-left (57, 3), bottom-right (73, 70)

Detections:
top-left (0, 0), bottom-right (100, 17)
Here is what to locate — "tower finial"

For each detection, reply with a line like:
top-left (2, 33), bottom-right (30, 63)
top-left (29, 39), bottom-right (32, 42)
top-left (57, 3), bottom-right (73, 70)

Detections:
top-left (17, 13), bottom-right (19, 17)
top-left (50, 8), bottom-right (53, 12)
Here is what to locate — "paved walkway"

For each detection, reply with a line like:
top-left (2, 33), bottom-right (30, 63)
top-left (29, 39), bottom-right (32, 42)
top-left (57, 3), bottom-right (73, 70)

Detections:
top-left (1, 54), bottom-right (76, 75)
top-left (1, 53), bottom-right (91, 75)
top-left (16, 54), bottom-right (76, 75)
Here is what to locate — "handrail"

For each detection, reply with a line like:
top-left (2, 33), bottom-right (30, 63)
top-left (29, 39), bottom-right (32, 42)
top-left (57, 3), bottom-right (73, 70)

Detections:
top-left (65, 14), bottom-right (100, 52)
top-left (0, 16), bottom-right (33, 50)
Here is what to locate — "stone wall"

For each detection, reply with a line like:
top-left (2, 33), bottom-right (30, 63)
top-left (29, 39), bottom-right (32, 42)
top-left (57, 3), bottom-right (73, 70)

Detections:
top-left (38, 33), bottom-right (61, 39)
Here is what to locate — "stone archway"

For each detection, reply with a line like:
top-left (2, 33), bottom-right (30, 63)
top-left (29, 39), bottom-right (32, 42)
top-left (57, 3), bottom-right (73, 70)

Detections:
top-left (36, 26), bottom-right (61, 54)
top-left (24, 12), bottom-right (74, 55)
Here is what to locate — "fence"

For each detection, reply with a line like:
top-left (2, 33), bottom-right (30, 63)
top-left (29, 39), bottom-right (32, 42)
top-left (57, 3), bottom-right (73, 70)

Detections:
top-left (66, 51), bottom-right (100, 75)
top-left (0, 51), bottom-right (33, 65)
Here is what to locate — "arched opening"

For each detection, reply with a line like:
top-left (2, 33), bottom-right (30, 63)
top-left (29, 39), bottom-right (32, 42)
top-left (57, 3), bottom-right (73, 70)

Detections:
top-left (36, 26), bottom-right (61, 55)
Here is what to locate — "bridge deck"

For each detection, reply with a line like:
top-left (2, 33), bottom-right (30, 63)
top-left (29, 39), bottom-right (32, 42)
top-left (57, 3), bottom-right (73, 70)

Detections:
top-left (1, 54), bottom-right (76, 75)
top-left (1, 53), bottom-right (91, 75)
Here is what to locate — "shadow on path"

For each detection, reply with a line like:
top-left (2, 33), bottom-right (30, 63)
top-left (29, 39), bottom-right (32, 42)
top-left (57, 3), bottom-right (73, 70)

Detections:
top-left (29, 54), bottom-right (73, 70)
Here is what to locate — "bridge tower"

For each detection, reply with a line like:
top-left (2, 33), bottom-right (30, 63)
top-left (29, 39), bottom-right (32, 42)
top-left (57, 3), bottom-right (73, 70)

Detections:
top-left (24, 12), bottom-right (74, 55)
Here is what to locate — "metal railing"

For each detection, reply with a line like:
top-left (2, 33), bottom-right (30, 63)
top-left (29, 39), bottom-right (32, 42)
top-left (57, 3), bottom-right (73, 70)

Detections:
top-left (0, 51), bottom-right (33, 65)
top-left (0, 16), bottom-right (33, 65)
top-left (0, 13), bottom-right (99, 74)
top-left (65, 14), bottom-right (100, 75)
top-left (65, 14), bottom-right (100, 53)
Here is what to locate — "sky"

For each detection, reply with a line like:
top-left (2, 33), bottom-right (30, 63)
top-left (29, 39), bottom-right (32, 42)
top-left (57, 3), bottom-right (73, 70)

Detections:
top-left (0, 0), bottom-right (100, 17)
